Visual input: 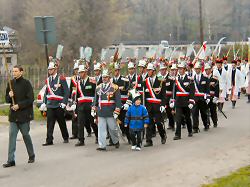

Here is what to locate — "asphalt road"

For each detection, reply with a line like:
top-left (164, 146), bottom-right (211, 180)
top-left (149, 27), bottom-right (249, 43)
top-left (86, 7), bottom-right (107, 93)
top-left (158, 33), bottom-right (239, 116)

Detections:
top-left (0, 98), bottom-right (250, 187)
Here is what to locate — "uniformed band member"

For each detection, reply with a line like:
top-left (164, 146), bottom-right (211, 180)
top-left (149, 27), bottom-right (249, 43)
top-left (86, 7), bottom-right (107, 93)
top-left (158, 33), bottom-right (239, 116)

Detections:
top-left (94, 63), bottom-right (103, 86)
top-left (69, 61), bottom-right (80, 139)
top-left (112, 63), bottom-right (130, 143)
top-left (171, 61), bottom-right (195, 140)
top-left (213, 59), bottom-right (228, 111)
top-left (204, 63), bottom-right (219, 127)
top-left (40, 62), bottom-right (70, 146)
top-left (127, 62), bottom-right (137, 89)
top-left (136, 60), bottom-right (148, 95)
top-left (92, 69), bottom-right (122, 151)
top-left (72, 65), bottom-right (97, 146)
top-left (144, 63), bottom-right (167, 147)
top-left (192, 62), bottom-right (210, 132)
top-left (158, 63), bottom-right (175, 130)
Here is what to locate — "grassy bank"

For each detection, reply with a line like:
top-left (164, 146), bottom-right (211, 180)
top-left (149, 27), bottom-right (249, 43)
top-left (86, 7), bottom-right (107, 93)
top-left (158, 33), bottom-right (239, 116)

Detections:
top-left (202, 165), bottom-right (250, 187)
top-left (0, 105), bottom-right (45, 121)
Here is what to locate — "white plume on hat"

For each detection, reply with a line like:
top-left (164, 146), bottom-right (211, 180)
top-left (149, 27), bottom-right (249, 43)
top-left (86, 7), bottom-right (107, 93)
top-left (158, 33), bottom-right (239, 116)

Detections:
top-left (147, 63), bottom-right (155, 70)
top-left (73, 62), bottom-right (79, 70)
top-left (94, 63), bottom-right (101, 71)
top-left (102, 69), bottom-right (110, 77)
top-left (159, 63), bottom-right (167, 70)
top-left (48, 62), bottom-right (56, 70)
top-left (78, 65), bottom-right (87, 72)
top-left (171, 63), bottom-right (178, 70)
top-left (114, 63), bottom-right (120, 70)
top-left (204, 63), bottom-right (211, 70)
top-left (194, 62), bottom-right (202, 69)
top-left (178, 61), bottom-right (186, 68)
top-left (128, 62), bottom-right (135, 69)
top-left (138, 60), bottom-right (146, 67)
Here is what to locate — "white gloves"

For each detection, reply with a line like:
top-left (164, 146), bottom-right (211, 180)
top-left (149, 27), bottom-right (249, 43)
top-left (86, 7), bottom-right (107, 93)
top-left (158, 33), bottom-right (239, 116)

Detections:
top-left (91, 109), bottom-right (96, 117)
top-left (71, 104), bottom-right (76, 111)
top-left (160, 106), bottom-right (166, 113)
top-left (39, 103), bottom-right (47, 111)
top-left (206, 99), bottom-right (210, 104)
top-left (123, 104), bottom-right (129, 111)
top-left (169, 99), bottom-right (175, 108)
top-left (170, 102), bottom-right (175, 108)
top-left (60, 103), bottom-right (66, 109)
top-left (213, 97), bottom-right (218, 104)
top-left (113, 113), bottom-right (119, 119)
top-left (188, 103), bottom-right (194, 109)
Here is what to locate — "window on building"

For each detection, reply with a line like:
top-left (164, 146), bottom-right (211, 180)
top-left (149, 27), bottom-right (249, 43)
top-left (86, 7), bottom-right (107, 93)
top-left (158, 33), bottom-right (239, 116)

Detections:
top-left (6, 57), bottom-right (11, 64)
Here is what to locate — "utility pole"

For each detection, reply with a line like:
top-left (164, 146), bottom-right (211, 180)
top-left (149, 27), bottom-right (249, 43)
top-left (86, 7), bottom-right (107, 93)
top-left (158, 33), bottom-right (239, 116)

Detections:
top-left (199, 0), bottom-right (204, 46)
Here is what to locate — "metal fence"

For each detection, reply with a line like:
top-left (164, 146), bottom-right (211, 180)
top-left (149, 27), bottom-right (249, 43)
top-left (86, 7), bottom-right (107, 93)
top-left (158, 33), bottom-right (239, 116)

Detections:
top-left (0, 66), bottom-right (72, 104)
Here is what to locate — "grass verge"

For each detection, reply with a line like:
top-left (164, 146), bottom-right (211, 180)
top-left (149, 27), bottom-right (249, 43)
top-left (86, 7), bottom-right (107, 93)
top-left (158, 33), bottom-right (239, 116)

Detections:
top-left (0, 105), bottom-right (45, 122)
top-left (202, 165), bottom-right (250, 187)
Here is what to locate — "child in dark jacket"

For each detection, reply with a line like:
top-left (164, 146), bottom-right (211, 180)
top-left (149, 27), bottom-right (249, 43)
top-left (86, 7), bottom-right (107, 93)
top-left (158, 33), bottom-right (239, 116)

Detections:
top-left (124, 95), bottom-right (149, 151)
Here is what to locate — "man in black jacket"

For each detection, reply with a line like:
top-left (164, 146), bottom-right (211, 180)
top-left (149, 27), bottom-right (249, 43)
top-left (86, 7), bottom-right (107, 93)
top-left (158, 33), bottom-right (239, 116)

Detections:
top-left (3, 65), bottom-right (35, 168)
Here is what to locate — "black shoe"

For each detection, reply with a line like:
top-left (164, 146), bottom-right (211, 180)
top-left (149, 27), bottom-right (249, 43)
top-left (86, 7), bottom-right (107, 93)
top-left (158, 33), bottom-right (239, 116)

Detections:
top-left (107, 142), bottom-right (115, 146)
top-left (69, 136), bottom-right (77, 140)
top-left (173, 136), bottom-right (181, 140)
top-left (28, 155), bottom-right (35, 163)
top-left (114, 142), bottom-right (120, 149)
top-left (193, 129), bottom-right (200, 134)
top-left (188, 133), bottom-right (193, 137)
top-left (42, 142), bottom-right (53, 146)
top-left (204, 126), bottom-right (209, 131)
top-left (3, 161), bottom-right (15, 168)
top-left (87, 133), bottom-right (91, 137)
top-left (75, 141), bottom-right (85, 146)
top-left (161, 136), bottom-right (167, 144)
top-left (96, 147), bottom-right (106, 151)
top-left (213, 124), bottom-right (218, 128)
top-left (63, 139), bottom-right (69, 143)
top-left (128, 139), bottom-right (131, 145)
top-left (144, 142), bottom-right (153, 147)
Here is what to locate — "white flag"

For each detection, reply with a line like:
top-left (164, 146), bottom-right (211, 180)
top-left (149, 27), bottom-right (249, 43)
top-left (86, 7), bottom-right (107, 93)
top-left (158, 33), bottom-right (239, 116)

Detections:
top-left (56, 44), bottom-right (64, 60)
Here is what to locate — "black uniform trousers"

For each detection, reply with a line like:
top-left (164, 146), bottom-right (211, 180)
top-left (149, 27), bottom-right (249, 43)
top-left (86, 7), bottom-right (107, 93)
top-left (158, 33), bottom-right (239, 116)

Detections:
top-left (77, 109), bottom-right (98, 142)
top-left (46, 107), bottom-right (69, 143)
top-left (166, 105), bottom-right (175, 128)
top-left (129, 129), bottom-right (142, 147)
top-left (208, 102), bottom-right (218, 126)
top-left (192, 100), bottom-right (208, 130)
top-left (146, 108), bottom-right (166, 144)
top-left (71, 116), bottom-right (78, 137)
top-left (175, 107), bottom-right (192, 137)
